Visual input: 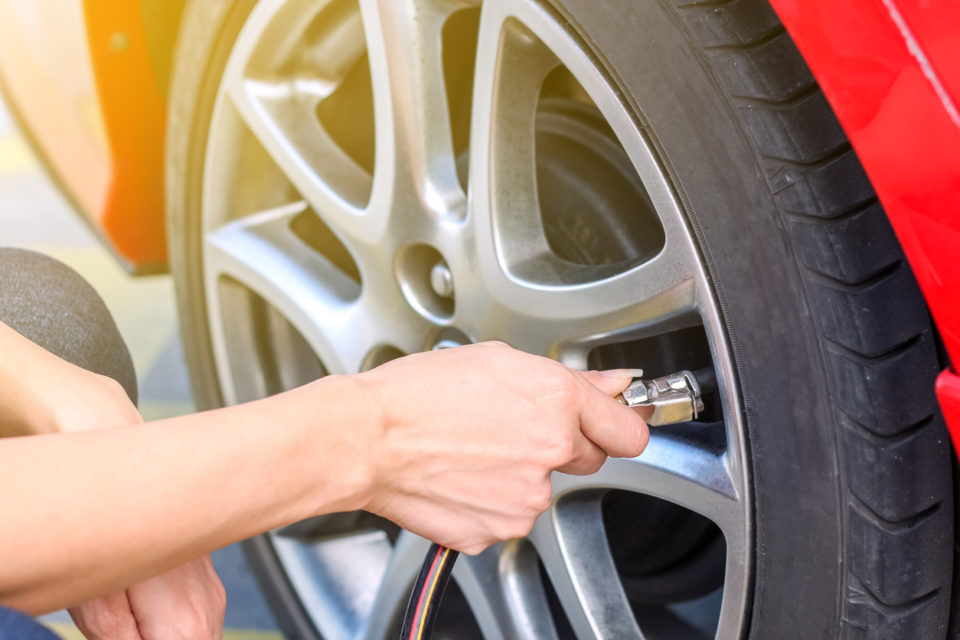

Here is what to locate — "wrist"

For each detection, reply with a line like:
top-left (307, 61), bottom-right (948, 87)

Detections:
top-left (282, 374), bottom-right (385, 517)
top-left (353, 368), bottom-right (397, 509)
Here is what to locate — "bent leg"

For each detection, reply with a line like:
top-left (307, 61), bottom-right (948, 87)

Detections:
top-left (0, 248), bottom-right (137, 404)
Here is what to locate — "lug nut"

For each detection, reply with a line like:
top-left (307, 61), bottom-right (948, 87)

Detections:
top-left (429, 260), bottom-right (454, 299)
top-left (396, 245), bottom-right (454, 322)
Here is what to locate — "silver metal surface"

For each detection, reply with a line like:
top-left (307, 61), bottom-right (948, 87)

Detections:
top-left (620, 371), bottom-right (704, 426)
top-left (429, 260), bottom-right (455, 299)
top-left (197, 0), bottom-right (753, 637)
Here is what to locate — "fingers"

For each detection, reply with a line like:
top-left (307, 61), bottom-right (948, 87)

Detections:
top-left (126, 556), bottom-right (226, 639)
top-left (556, 435), bottom-right (608, 475)
top-left (578, 369), bottom-right (641, 397)
top-left (68, 591), bottom-right (143, 640)
top-left (575, 370), bottom-right (649, 460)
top-left (385, 489), bottom-right (547, 555)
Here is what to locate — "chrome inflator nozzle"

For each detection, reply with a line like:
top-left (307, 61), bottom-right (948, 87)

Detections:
top-left (619, 370), bottom-right (705, 426)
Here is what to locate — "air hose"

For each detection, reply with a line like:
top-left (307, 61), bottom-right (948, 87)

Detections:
top-left (399, 543), bottom-right (459, 640)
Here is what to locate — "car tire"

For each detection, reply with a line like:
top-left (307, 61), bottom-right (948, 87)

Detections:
top-left (166, 0), bottom-right (955, 637)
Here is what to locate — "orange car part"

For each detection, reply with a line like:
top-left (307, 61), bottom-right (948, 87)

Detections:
top-left (83, 0), bottom-right (167, 271)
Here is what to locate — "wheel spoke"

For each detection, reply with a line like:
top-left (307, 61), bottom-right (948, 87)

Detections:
top-left (225, 81), bottom-right (373, 212)
top-left (466, 0), bottom-right (559, 290)
top-left (272, 529), bottom-right (395, 640)
top-left (453, 541), bottom-right (559, 640)
top-left (553, 433), bottom-right (741, 533)
top-left (360, 0), bottom-right (468, 233)
top-left (525, 428), bottom-right (744, 639)
top-left (529, 495), bottom-right (644, 639)
top-left (219, 0), bottom-right (377, 242)
top-left (542, 445), bottom-right (749, 638)
top-left (463, 0), bottom-right (704, 363)
top-left (203, 205), bottom-right (419, 402)
top-left (455, 244), bottom-right (700, 367)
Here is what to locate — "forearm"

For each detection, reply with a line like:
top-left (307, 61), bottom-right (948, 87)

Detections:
top-left (0, 341), bottom-right (646, 620)
top-left (0, 375), bottom-right (374, 615)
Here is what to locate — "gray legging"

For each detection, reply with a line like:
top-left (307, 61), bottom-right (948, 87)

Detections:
top-left (0, 247), bottom-right (138, 638)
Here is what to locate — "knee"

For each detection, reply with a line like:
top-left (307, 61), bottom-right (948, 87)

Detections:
top-left (0, 248), bottom-right (137, 405)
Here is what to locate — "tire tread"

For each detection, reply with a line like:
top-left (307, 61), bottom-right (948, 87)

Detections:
top-left (671, 0), bottom-right (954, 634)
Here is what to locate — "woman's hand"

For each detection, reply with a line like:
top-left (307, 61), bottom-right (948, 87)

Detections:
top-left (56, 371), bottom-right (227, 639)
top-left (357, 342), bottom-right (648, 554)
top-left (57, 376), bottom-right (228, 638)
top-left (68, 557), bottom-right (226, 640)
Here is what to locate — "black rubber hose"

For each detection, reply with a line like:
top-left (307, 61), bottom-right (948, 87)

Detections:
top-left (399, 543), bottom-right (459, 640)
top-left (691, 366), bottom-right (717, 396)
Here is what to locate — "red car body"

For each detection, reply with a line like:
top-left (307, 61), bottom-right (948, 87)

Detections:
top-left (766, 0), bottom-right (960, 450)
top-left (2, 0), bottom-right (959, 446)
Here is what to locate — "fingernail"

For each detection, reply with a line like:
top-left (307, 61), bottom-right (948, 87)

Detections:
top-left (600, 368), bottom-right (643, 379)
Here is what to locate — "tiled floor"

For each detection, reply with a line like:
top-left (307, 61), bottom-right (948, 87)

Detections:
top-left (1, 101), bottom-right (281, 638)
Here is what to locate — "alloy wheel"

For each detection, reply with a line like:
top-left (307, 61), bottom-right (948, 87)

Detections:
top-left (198, 0), bottom-right (752, 637)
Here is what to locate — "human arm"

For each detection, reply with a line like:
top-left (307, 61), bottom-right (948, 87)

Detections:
top-left (61, 417), bottom-right (226, 640)
top-left (0, 342), bottom-right (646, 615)
top-left (0, 378), bottom-right (369, 614)
top-left (0, 320), bottom-right (226, 637)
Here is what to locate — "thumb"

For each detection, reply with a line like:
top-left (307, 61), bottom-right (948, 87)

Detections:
top-left (578, 369), bottom-right (643, 397)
